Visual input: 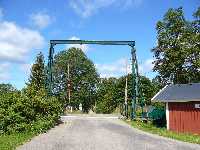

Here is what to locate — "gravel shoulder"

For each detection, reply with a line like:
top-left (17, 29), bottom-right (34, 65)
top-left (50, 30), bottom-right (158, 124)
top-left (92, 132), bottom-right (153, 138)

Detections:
top-left (17, 115), bottom-right (200, 150)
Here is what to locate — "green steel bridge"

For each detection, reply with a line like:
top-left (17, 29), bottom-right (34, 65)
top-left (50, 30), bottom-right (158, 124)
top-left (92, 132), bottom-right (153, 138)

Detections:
top-left (46, 40), bottom-right (141, 119)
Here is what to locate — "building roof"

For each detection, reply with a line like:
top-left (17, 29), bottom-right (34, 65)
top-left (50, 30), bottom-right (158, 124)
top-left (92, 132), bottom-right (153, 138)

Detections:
top-left (151, 83), bottom-right (200, 102)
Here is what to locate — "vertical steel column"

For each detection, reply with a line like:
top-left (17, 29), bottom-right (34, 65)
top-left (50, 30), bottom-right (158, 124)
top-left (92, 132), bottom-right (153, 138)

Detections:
top-left (47, 43), bottom-right (55, 95)
top-left (135, 56), bottom-right (139, 106)
top-left (124, 59), bottom-right (128, 118)
top-left (130, 46), bottom-right (139, 119)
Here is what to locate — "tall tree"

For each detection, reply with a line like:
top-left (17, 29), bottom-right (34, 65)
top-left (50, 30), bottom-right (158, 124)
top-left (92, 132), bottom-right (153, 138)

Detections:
top-left (188, 7), bottom-right (200, 82)
top-left (53, 47), bottom-right (99, 112)
top-left (26, 52), bottom-right (46, 96)
top-left (152, 7), bottom-right (200, 84)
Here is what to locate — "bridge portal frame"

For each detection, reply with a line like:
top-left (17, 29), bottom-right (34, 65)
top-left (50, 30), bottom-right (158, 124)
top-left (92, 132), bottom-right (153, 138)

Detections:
top-left (47, 40), bottom-right (139, 119)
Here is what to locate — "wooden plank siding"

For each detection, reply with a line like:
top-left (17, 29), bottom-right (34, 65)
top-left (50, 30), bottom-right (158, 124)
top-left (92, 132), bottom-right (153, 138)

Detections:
top-left (169, 102), bottom-right (200, 135)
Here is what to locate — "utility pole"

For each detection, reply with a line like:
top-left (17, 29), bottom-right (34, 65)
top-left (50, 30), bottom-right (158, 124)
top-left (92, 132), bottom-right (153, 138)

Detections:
top-left (67, 63), bottom-right (72, 112)
top-left (124, 59), bottom-right (128, 118)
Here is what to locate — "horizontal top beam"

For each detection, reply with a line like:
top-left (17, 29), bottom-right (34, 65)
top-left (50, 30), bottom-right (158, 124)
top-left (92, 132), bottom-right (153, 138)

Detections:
top-left (50, 40), bottom-right (135, 46)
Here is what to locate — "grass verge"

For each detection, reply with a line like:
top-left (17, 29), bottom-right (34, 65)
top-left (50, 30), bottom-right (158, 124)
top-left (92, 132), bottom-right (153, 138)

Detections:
top-left (125, 120), bottom-right (200, 144)
top-left (0, 132), bottom-right (36, 150)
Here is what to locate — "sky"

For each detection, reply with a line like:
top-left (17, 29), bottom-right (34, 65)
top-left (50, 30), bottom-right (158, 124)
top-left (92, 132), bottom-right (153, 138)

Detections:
top-left (0, 0), bottom-right (199, 89)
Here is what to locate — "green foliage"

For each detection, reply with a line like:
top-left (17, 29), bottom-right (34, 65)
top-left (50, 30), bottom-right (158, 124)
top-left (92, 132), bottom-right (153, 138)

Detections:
top-left (0, 52), bottom-right (63, 134)
top-left (26, 52), bottom-right (46, 97)
top-left (0, 84), bottom-right (21, 133)
top-left (139, 76), bottom-right (156, 105)
top-left (96, 78), bottom-right (118, 113)
top-left (152, 7), bottom-right (200, 84)
top-left (96, 74), bottom-right (159, 114)
top-left (0, 83), bottom-right (17, 93)
top-left (0, 85), bottom-right (62, 134)
top-left (116, 74), bottom-right (156, 106)
top-left (30, 115), bottom-right (56, 133)
top-left (151, 76), bottom-right (164, 92)
top-left (53, 47), bottom-right (99, 112)
top-left (115, 75), bottom-right (133, 106)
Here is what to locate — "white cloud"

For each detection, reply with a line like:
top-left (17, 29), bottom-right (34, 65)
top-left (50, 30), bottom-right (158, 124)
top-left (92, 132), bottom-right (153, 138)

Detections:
top-left (95, 58), bottom-right (154, 78)
top-left (0, 21), bottom-right (44, 63)
top-left (69, 0), bottom-right (143, 18)
top-left (95, 58), bottom-right (131, 78)
top-left (20, 63), bottom-right (32, 76)
top-left (30, 12), bottom-right (52, 29)
top-left (100, 73), bottom-right (121, 78)
top-left (0, 63), bottom-right (10, 80)
top-left (139, 59), bottom-right (154, 75)
top-left (66, 36), bottom-right (89, 52)
top-left (70, 0), bottom-right (115, 18)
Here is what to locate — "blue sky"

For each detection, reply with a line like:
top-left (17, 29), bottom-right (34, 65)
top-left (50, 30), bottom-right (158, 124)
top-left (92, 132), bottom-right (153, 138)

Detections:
top-left (0, 0), bottom-right (199, 89)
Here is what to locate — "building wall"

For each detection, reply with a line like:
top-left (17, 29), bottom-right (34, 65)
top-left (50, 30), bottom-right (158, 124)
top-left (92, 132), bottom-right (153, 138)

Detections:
top-left (169, 102), bottom-right (200, 134)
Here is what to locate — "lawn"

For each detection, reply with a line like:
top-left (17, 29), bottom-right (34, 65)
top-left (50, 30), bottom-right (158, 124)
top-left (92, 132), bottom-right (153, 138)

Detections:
top-left (0, 132), bottom-right (35, 150)
top-left (126, 120), bottom-right (200, 144)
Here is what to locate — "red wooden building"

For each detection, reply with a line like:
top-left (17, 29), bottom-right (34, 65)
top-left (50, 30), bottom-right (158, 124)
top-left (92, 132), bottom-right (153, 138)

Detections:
top-left (152, 83), bottom-right (200, 135)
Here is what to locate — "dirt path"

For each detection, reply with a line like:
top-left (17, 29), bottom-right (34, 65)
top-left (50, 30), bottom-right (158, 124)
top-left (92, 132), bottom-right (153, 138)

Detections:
top-left (18, 115), bottom-right (200, 150)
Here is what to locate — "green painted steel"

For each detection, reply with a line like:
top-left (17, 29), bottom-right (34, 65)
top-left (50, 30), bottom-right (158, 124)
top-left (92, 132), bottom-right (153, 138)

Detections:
top-left (131, 48), bottom-right (137, 119)
top-left (47, 44), bottom-right (54, 95)
top-left (46, 40), bottom-right (139, 119)
top-left (148, 107), bottom-right (165, 120)
top-left (50, 40), bottom-right (135, 46)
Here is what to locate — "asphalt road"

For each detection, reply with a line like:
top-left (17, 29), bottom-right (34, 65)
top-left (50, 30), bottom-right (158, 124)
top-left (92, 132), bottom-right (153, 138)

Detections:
top-left (18, 115), bottom-right (200, 150)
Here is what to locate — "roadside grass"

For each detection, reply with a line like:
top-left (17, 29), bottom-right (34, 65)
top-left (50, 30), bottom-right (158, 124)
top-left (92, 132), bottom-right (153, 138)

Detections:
top-left (0, 132), bottom-right (35, 150)
top-left (125, 120), bottom-right (200, 144)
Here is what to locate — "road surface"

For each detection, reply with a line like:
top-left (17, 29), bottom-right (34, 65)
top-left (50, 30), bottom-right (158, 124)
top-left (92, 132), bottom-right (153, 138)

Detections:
top-left (18, 115), bottom-right (200, 150)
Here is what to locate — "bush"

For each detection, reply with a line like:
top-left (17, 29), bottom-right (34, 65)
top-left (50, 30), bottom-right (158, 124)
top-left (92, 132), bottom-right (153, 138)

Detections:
top-left (0, 53), bottom-right (64, 134)
top-left (0, 84), bottom-right (63, 134)
top-left (30, 116), bottom-right (55, 133)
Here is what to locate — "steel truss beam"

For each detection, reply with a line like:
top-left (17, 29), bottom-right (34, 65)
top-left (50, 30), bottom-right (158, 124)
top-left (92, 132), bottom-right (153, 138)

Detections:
top-left (50, 40), bottom-right (135, 46)
top-left (47, 40), bottom-right (138, 119)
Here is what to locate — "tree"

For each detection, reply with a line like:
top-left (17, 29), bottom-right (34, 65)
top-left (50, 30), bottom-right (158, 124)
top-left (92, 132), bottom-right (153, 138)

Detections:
top-left (0, 83), bottom-right (17, 93)
top-left (53, 47), bottom-right (99, 112)
top-left (152, 7), bottom-right (200, 84)
top-left (116, 74), bottom-right (156, 106)
top-left (188, 7), bottom-right (200, 82)
top-left (115, 74), bottom-right (133, 106)
top-left (26, 52), bottom-right (46, 96)
top-left (96, 78), bottom-right (118, 113)
top-left (139, 76), bottom-right (156, 105)
top-left (151, 76), bottom-right (163, 92)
